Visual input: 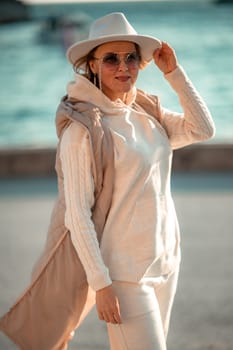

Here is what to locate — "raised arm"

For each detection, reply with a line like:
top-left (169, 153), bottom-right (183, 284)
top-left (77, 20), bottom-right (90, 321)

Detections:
top-left (153, 42), bottom-right (215, 149)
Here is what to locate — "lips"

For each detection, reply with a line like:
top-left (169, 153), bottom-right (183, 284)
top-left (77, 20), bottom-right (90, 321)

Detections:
top-left (116, 76), bottom-right (130, 82)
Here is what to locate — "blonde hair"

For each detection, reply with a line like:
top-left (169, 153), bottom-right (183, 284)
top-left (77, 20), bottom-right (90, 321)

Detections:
top-left (73, 47), bottom-right (96, 83)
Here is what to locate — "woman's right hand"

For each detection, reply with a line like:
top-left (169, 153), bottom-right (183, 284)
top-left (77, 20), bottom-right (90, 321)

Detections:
top-left (96, 284), bottom-right (122, 324)
top-left (153, 41), bottom-right (178, 74)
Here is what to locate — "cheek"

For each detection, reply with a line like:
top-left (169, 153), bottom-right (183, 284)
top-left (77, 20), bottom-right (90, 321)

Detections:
top-left (99, 69), bottom-right (114, 86)
top-left (132, 69), bottom-right (139, 82)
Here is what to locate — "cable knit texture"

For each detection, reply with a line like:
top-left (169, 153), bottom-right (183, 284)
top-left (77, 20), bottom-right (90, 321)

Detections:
top-left (61, 124), bottom-right (112, 290)
top-left (161, 66), bottom-right (215, 148)
top-left (60, 66), bottom-right (215, 290)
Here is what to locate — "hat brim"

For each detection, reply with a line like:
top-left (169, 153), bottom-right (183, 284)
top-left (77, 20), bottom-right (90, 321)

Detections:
top-left (67, 34), bottom-right (161, 66)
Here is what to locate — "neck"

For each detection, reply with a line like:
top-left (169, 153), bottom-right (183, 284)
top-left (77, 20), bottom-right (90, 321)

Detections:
top-left (102, 88), bottom-right (135, 105)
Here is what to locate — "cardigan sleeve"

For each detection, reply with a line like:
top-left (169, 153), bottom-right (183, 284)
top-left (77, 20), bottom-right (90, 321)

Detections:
top-left (60, 121), bottom-right (112, 291)
top-left (158, 65), bottom-right (215, 150)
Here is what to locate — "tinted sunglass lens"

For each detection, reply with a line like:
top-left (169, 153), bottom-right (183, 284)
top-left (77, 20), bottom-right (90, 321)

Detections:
top-left (127, 53), bottom-right (139, 63)
top-left (103, 54), bottom-right (119, 65)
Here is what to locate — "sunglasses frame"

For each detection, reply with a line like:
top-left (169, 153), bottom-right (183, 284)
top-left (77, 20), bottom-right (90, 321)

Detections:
top-left (94, 51), bottom-right (141, 70)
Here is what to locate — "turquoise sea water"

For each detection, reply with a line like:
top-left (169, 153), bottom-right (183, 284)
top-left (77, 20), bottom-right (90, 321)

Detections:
top-left (0, 0), bottom-right (232, 148)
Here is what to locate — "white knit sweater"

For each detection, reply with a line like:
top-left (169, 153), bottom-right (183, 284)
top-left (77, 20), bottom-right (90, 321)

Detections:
top-left (60, 66), bottom-right (215, 291)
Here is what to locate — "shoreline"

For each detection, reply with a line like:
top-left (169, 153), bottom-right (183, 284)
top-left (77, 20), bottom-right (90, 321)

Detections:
top-left (0, 143), bottom-right (232, 177)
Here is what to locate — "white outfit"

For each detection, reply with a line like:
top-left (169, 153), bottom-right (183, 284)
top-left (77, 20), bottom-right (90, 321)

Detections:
top-left (108, 269), bottom-right (179, 350)
top-left (59, 66), bottom-right (215, 349)
top-left (60, 66), bottom-right (214, 290)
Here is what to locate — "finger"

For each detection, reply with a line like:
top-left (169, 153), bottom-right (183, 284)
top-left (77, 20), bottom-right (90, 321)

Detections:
top-left (102, 309), bottom-right (121, 324)
top-left (102, 312), bottom-right (116, 324)
top-left (113, 311), bottom-right (122, 324)
top-left (163, 42), bottom-right (177, 57)
top-left (108, 312), bottom-right (121, 324)
top-left (98, 312), bottom-right (105, 321)
top-left (162, 41), bottom-right (172, 50)
top-left (153, 47), bottom-right (161, 59)
top-left (112, 301), bottom-right (121, 323)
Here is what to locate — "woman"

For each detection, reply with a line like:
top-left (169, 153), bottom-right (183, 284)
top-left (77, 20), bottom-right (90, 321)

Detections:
top-left (0, 12), bottom-right (215, 350)
top-left (59, 11), bottom-right (215, 349)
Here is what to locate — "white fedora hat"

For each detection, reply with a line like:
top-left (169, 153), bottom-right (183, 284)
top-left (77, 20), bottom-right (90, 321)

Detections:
top-left (67, 12), bottom-right (161, 66)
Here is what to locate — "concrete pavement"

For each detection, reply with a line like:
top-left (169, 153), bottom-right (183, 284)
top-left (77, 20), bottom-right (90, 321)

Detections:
top-left (0, 173), bottom-right (232, 350)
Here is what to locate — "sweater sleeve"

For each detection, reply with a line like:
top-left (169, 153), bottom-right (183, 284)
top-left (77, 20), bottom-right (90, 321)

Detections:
top-left (158, 65), bottom-right (216, 150)
top-left (60, 121), bottom-right (112, 291)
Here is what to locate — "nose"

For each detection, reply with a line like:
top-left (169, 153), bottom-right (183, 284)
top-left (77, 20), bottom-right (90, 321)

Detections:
top-left (118, 58), bottom-right (128, 71)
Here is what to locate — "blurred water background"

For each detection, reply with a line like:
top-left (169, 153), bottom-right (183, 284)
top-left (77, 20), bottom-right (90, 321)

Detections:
top-left (0, 0), bottom-right (232, 148)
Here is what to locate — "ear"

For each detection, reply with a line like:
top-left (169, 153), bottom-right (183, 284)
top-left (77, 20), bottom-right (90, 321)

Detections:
top-left (89, 59), bottom-right (97, 74)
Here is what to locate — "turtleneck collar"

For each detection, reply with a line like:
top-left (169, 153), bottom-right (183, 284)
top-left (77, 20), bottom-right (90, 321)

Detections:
top-left (67, 74), bottom-right (137, 116)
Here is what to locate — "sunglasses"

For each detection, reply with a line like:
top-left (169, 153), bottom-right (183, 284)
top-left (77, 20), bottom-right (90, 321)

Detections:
top-left (94, 52), bottom-right (141, 70)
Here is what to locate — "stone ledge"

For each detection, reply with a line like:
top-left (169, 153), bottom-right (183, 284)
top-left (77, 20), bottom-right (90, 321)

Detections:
top-left (172, 143), bottom-right (233, 172)
top-left (0, 148), bottom-right (56, 178)
top-left (0, 143), bottom-right (232, 178)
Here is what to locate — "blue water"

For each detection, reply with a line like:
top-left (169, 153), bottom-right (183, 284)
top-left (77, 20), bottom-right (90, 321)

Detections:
top-left (0, 0), bottom-right (232, 148)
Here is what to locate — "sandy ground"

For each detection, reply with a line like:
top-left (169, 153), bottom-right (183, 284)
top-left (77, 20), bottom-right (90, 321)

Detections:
top-left (0, 173), bottom-right (232, 350)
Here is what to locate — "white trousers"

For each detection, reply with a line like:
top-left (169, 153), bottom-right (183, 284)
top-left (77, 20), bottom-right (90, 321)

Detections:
top-left (107, 269), bottom-right (179, 350)
top-left (64, 268), bottom-right (179, 350)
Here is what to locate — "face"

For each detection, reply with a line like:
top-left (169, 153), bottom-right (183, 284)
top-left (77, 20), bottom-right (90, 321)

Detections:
top-left (89, 41), bottom-right (140, 101)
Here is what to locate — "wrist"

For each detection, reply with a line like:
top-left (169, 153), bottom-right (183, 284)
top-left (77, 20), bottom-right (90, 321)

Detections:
top-left (164, 65), bottom-right (178, 75)
top-left (96, 282), bottom-right (112, 293)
